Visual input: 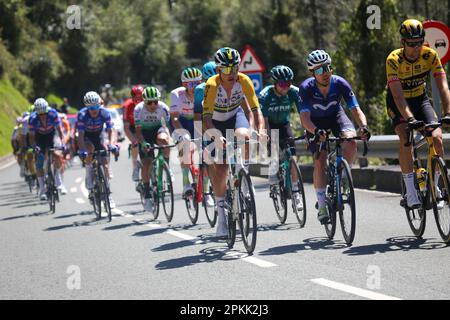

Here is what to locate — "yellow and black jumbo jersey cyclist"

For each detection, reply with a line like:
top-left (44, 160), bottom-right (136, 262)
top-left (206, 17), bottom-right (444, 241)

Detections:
top-left (202, 47), bottom-right (266, 238)
top-left (386, 19), bottom-right (450, 209)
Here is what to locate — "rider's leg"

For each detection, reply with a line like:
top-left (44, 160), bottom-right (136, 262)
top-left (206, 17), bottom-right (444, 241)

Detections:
top-left (212, 163), bottom-right (228, 236)
top-left (341, 130), bottom-right (357, 166)
top-left (313, 150), bottom-right (328, 209)
top-left (84, 144), bottom-right (95, 189)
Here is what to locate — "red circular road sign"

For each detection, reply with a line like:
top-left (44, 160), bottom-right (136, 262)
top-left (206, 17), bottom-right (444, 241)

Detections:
top-left (423, 20), bottom-right (450, 65)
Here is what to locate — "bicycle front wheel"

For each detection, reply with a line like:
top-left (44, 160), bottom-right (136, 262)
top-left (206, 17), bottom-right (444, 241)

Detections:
top-left (337, 160), bottom-right (356, 245)
top-left (270, 170), bottom-right (287, 224)
top-left (324, 166), bottom-right (337, 240)
top-left (290, 157), bottom-right (307, 228)
top-left (161, 162), bottom-right (174, 222)
top-left (238, 169), bottom-right (257, 254)
top-left (98, 166), bottom-right (112, 222)
top-left (46, 172), bottom-right (56, 214)
top-left (202, 165), bottom-right (217, 227)
top-left (431, 157), bottom-right (450, 243)
top-left (226, 189), bottom-right (236, 249)
top-left (185, 169), bottom-right (199, 225)
top-left (401, 174), bottom-right (426, 238)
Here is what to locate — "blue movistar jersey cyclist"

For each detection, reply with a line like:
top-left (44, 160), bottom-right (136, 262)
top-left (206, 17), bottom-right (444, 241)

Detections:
top-left (28, 108), bottom-right (61, 135)
top-left (259, 85), bottom-right (300, 124)
top-left (298, 75), bottom-right (358, 117)
top-left (77, 107), bottom-right (113, 133)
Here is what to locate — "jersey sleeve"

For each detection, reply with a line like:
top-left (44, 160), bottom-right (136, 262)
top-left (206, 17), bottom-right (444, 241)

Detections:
top-left (202, 78), bottom-right (217, 117)
top-left (337, 77), bottom-right (359, 110)
top-left (134, 106), bottom-right (142, 127)
top-left (241, 74), bottom-right (259, 111)
top-left (298, 84), bottom-right (312, 114)
top-left (386, 51), bottom-right (400, 84)
top-left (193, 85), bottom-right (204, 114)
top-left (169, 90), bottom-right (181, 114)
top-left (76, 112), bottom-right (85, 132)
top-left (258, 87), bottom-right (269, 118)
top-left (102, 109), bottom-right (113, 129)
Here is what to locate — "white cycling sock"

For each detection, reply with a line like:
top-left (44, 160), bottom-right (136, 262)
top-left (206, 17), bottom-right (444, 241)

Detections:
top-left (403, 172), bottom-right (416, 196)
top-left (38, 176), bottom-right (45, 192)
top-left (316, 188), bottom-right (326, 209)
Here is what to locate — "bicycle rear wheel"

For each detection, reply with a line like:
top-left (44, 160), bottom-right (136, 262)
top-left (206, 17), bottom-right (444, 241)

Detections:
top-left (401, 175), bottom-right (426, 238)
top-left (161, 162), bottom-right (174, 222)
top-left (431, 157), bottom-right (450, 243)
top-left (270, 169), bottom-right (287, 224)
top-left (185, 169), bottom-right (199, 225)
top-left (238, 169), bottom-right (257, 254)
top-left (46, 172), bottom-right (56, 214)
top-left (324, 166), bottom-right (337, 240)
top-left (290, 158), bottom-right (307, 227)
top-left (337, 160), bottom-right (356, 245)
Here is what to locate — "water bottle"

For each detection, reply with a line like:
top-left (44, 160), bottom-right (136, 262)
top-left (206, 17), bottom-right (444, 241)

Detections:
top-left (416, 168), bottom-right (427, 192)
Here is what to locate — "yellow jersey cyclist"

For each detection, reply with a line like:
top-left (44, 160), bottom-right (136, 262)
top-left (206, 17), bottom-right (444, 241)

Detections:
top-left (259, 65), bottom-right (304, 212)
top-left (135, 86), bottom-right (171, 213)
top-left (386, 19), bottom-right (450, 209)
top-left (299, 50), bottom-right (370, 224)
top-left (202, 46), bottom-right (267, 237)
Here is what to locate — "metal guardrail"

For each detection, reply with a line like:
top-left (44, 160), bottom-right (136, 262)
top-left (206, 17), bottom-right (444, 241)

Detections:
top-left (295, 134), bottom-right (450, 159)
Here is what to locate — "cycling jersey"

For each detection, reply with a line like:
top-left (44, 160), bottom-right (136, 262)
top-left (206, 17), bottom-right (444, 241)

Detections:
top-left (28, 108), bottom-right (61, 135)
top-left (259, 85), bottom-right (300, 125)
top-left (134, 101), bottom-right (170, 131)
top-left (122, 98), bottom-right (137, 126)
top-left (202, 73), bottom-right (259, 121)
top-left (386, 46), bottom-right (445, 99)
top-left (77, 107), bottom-right (113, 133)
top-left (298, 75), bottom-right (358, 118)
top-left (170, 87), bottom-right (195, 121)
top-left (194, 82), bottom-right (206, 114)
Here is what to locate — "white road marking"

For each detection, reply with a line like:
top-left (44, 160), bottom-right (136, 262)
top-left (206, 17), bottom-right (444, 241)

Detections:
top-left (225, 251), bottom-right (277, 268)
top-left (80, 181), bottom-right (89, 198)
top-left (75, 198), bottom-right (86, 204)
top-left (75, 177), bottom-right (82, 184)
top-left (355, 188), bottom-right (398, 196)
top-left (311, 278), bottom-right (402, 300)
top-left (70, 187), bottom-right (77, 193)
top-left (0, 159), bottom-right (16, 170)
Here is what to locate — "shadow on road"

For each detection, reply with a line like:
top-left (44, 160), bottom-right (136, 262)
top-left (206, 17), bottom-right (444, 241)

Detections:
top-left (342, 236), bottom-right (448, 256)
top-left (259, 237), bottom-right (348, 256)
top-left (257, 223), bottom-right (300, 232)
top-left (155, 246), bottom-right (240, 270)
top-left (1, 211), bottom-right (50, 221)
top-left (44, 216), bottom-right (108, 231)
top-left (53, 211), bottom-right (93, 219)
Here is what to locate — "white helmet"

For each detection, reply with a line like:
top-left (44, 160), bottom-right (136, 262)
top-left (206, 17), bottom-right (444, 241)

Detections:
top-left (34, 98), bottom-right (49, 114)
top-left (83, 91), bottom-right (101, 107)
top-left (306, 50), bottom-right (331, 70)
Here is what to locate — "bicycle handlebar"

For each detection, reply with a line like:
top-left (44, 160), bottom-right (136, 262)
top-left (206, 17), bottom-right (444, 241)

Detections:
top-left (404, 121), bottom-right (442, 147)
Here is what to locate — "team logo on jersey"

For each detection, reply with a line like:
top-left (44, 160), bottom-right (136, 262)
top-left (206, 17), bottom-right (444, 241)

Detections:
top-left (312, 101), bottom-right (337, 111)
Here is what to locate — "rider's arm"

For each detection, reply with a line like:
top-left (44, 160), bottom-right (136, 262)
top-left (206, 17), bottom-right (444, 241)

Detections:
top-left (76, 114), bottom-right (86, 151)
top-left (169, 91), bottom-right (183, 130)
top-left (135, 126), bottom-right (144, 145)
top-left (350, 107), bottom-right (368, 128)
top-left (124, 121), bottom-right (135, 143)
top-left (242, 74), bottom-right (263, 132)
top-left (300, 111), bottom-right (317, 134)
top-left (202, 78), bottom-right (216, 133)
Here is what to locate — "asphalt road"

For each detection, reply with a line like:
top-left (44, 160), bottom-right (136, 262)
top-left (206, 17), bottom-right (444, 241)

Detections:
top-left (0, 146), bottom-right (449, 300)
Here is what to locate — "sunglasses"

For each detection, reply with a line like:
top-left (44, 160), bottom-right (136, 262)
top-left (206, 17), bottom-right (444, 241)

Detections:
top-left (185, 81), bottom-right (202, 89)
top-left (87, 105), bottom-right (100, 111)
top-left (405, 40), bottom-right (424, 48)
top-left (276, 81), bottom-right (292, 88)
top-left (313, 65), bottom-right (332, 75)
top-left (219, 65), bottom-right (239, 75)
top-left (145, 100), bottom-right (159, 105)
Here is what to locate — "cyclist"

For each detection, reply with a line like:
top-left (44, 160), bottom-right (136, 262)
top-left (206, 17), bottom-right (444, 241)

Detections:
top-left (28, 98), bottom-right (67, 200)
top-left (12, 116), bottom-right (23, 176)
top-left (18, 109), bottom-right (37, 185)
top-left (259, 65), bottom-right (303, 212)
top-left (59, 113), bottom-right (72, 164)
top-left (299, 50), bottom-right (370, 224)
top-left (386, 19), bottom-right (450, 209)
top-left (134, 86), bottom-right (171, 212)
top-left (123, 85), bottom-right (145, 181)
top-left (193, 61), bottom-right (218, 207)
top-left (202, 47), bottom-right (267, 237)
top-left (77, 91), bottom-right (119, 208)
top-left (170, 67), bottom-right (203, 199)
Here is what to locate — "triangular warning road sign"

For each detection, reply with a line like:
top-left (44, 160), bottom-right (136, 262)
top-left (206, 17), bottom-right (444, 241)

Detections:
top-left (239, 45), bottom-right (265, 73)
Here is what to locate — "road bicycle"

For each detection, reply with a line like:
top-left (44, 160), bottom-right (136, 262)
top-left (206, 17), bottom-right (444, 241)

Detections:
top-left (269, 136), bottom-right (307, 226)
top-left (400, 122), bottom-right (450, 243)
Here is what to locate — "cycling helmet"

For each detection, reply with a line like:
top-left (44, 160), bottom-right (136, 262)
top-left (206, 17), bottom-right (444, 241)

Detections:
top-left (83, 91), bottom-right (101, 107)
top-left (142, 86), bottom-right (161, 101)
top-left (202, 61), bottom-right (217, 80)
top-left (131, 85), bottom-right (145, 100)
top-left (214, 47), bottom-right (241, 67)
top-left (400, 19), bottom-right (425, 39)
top-left (270, 65), bottom-right (294, 82)
top-left (34, 98), bottom-right (49, 114)
top-left (181, 67), bottom-right (202, 82)
top-left (306, 50), bottom-right (331, 70)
